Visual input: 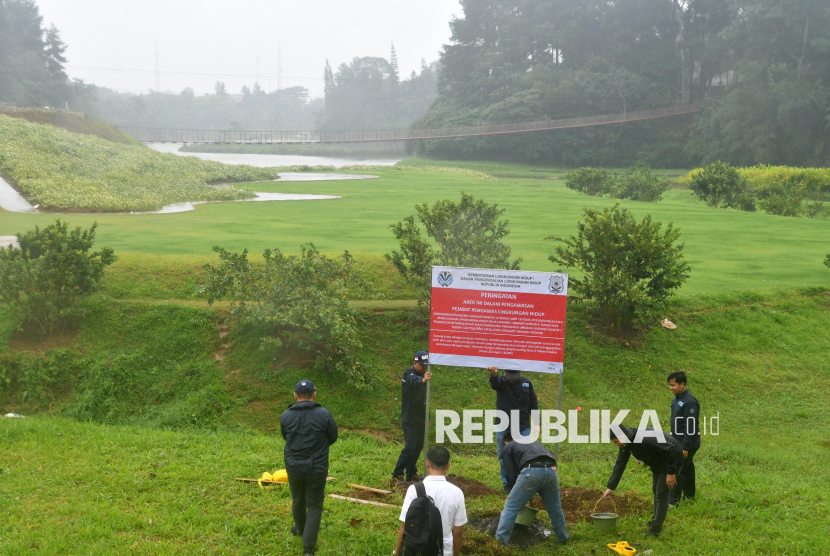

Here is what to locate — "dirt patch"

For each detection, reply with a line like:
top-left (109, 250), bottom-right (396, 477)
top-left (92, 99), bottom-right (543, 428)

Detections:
top-left (526, 487), bottom-right (648, 523)
top-left (9, 327), bottom-right (78, 353)
top-left (469, 514), bottom-right (553, 550)
top-left (446, 474), bottom-right (501, 499)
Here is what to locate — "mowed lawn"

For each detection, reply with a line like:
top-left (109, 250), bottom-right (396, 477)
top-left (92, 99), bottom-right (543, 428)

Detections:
top-left (1, 161), bottom-right (828, 295)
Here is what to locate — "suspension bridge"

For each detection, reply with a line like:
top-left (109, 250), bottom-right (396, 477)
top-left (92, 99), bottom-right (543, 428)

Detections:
top-left (118, 104), bottom-right (698, 144)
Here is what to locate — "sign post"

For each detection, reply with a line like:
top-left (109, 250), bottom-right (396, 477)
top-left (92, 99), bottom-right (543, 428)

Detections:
top-left (423, 364), bottom-right (431, 477)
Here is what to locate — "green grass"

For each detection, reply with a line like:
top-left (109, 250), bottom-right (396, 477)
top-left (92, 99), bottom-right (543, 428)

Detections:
top-left (1, 288), bottom-right (829, 554)
top-left (0, 116), bottom-right (288, 211)
top-left (2, 160), bottom-right (827, 295)
top-left (1, 143), bottom-right (830, 553)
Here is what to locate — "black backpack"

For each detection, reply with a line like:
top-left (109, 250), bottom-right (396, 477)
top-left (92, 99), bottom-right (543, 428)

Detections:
top-left (401, 482), bottom-right (444, 556)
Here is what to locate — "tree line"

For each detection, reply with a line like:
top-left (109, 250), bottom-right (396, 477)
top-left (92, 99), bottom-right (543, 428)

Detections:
top-left (410, 0), bottom-right (830, 168)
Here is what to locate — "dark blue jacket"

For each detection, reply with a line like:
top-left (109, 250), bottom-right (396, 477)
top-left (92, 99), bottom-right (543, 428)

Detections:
top-left (401, 366), bottom-right (427, 424)
top-left (280, 400), bottom-right (338, 475)
top-left (607, 427), bottom-right (683, 490)
top-left (670, 389), bottom-right (701, 451)
top-left (489, 374), bottom-right (538, 431)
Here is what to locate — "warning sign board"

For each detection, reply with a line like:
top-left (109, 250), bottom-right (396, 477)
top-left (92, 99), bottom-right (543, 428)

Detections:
top-left (428, 266), bottom-right (568, 374)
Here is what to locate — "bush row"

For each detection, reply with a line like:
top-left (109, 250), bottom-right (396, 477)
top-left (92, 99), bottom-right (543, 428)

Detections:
top-left (686, 162), bottom-right (830, 218)
top-left (564, 162), bottom-right (672, 202)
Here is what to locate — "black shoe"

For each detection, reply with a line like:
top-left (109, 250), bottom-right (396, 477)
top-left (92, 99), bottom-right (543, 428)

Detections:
top-left (641, 530), bottom-right (661, 538)
top-left (502, 486), bottom-right (511, 494)
top-left (303, 547), bottom-right (315, 555)
top-left (291, 525), bottom-right (301, 537)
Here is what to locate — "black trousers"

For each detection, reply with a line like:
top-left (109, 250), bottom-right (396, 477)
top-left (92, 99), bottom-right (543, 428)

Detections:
top-left (649, 469), bottom-right (671, 533)
top-left (392, 422), bottom-right (425, 479)
top-left (287, 472), bottom-right (327, 549)
top-left (670, 448), bottom-right (697, 503)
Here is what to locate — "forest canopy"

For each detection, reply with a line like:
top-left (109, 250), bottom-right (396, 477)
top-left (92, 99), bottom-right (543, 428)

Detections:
top-left (411, 0), bottom-right (830, 168)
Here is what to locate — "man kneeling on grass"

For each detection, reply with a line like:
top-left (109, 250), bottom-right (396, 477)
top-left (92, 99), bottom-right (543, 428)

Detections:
top-left (281, 380), bottom-right (338, 555)
top-left (395, 446), bottom-right (467, 556)
top-left (496, 432), bottom-right (569, 546)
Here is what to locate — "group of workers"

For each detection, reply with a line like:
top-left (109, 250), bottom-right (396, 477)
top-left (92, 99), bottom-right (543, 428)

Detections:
top-left (279, 352), bottom-right (701, 555)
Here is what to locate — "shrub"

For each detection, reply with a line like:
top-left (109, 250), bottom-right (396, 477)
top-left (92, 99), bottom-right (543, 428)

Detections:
top-left (565, 163), bottom-right (671, 202)
top-left (202, 243), bottom-right (376, 390)
top-left (564, 167), bottom-right (616, 196)
top-left (756, 174), bottom-right (807, 217)
top-left (547, 202), bottom-right (691, 332)
top-left (614, 162), bottom-right (672, 202)
top-left (386, 193), bottom-right (521, 318)
top-left (689, 161), bottom-right (752, 209)
top-left (825, 254), bottom-right (830, 269)
top-left (0, 220), bottom-right (116, 334)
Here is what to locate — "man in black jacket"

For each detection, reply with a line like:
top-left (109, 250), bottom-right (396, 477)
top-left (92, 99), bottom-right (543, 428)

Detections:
top-left (392, 350), bottom-right (432, 485)
top-left (668, 371), bottom-right (701, 505)
top-left (603, 425), bottom-right (684, 537)
top-left (281, 379), bottom-right (338, 555)
top-left (488, 367), bottom-right (538, 491)
top-left (495, 432), bottom-right (569, 546)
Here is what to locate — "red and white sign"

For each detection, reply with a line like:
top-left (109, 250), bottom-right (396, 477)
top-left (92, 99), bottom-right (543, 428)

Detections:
top-left (428, 266), bottom-right (568, 374)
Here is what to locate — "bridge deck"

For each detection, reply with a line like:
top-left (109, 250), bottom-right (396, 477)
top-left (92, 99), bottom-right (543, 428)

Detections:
top-left (119, 105), bottom-right (698, 144)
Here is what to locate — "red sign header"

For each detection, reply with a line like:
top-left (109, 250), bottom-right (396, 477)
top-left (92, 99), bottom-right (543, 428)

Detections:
top-left (428, 267), bottom-right (568, 374)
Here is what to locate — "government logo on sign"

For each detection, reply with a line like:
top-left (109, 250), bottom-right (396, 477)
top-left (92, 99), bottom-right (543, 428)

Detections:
top-left (437, 271), bottom-right (453, 287)
top-left (549, 275), bottom-right (565, 294)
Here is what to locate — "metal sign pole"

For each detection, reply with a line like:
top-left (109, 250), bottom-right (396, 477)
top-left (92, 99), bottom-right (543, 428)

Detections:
top-left (554, 371), bottom-right (564, 462)
top-left (423, 363), bottom-right (431, 477)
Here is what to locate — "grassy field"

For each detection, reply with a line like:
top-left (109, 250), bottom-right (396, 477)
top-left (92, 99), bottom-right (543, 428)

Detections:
top-left (1, 159), bottom-right (828, 295)
top-left (1, 288), bottom-right (829, 554)
top-left (1, 145), bottom-right (829, 553)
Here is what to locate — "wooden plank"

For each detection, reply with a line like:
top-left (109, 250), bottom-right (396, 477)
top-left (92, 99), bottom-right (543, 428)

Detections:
top-left (345, 483), bottom-right (393, 495)
top-left (329, 494), bottom-right (398, 509)
top-left (236, 477), bottom-right (335, 484)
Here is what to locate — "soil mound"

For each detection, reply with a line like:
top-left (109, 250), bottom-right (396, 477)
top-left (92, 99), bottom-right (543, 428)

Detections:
top-left (527, 487), bottom-right (648, 522)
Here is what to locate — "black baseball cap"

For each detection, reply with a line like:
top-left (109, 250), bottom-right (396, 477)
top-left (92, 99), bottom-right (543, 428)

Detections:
top-left (295, 379), bottom-right (316, 393)
top-left (414, 351), bottom-right (429, 365)
top-left (505, 369), bottom-right (521, 379)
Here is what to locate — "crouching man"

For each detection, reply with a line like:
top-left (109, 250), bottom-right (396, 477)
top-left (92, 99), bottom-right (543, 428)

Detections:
top-left (495, 432), bottom-right (569, 546)
top-left (602, 425), bottom-right (684, 538)
top-left (281, 380), bottom-right (338, 555)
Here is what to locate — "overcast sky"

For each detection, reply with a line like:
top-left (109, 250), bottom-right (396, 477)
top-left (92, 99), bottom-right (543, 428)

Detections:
top-left (36, 0), bottom-right (460, 98)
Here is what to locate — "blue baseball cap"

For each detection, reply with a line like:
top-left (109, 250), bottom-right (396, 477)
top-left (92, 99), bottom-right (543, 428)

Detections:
top-left (295, 379), bottom-right (316, 393)
top-left (414, 351), bottom-right (429, 365)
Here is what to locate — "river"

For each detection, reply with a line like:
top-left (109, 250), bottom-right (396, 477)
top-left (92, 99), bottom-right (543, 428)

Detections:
top-left (146, 143), bottom-right (402, 168)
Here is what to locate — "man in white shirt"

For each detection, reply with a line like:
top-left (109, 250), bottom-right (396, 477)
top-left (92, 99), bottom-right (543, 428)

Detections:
top-left (395, 446), bottom-right (467, 556)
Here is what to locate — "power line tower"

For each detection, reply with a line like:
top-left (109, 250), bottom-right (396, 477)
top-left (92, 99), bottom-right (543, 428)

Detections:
top-left (277, 42), bottom-right (282, 90)
top-left (154, 40), bottom-right (161, 91)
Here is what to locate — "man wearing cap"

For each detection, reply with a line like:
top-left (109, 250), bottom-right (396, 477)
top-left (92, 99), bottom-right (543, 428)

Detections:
top-left (488, 366), bottom-right (538, 492)
top-left (281, 380), bottom-right (338, 555)
top-left (392, 350), bottom-right (432, 486)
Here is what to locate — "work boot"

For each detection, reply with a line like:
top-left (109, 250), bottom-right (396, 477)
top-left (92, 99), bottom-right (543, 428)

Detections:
top-left (392, 475), bottom-right (407, 487)
top-left (407, 473), bottom-right (422, 482)
top-left (303, 546), bottom-right (315, 555)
